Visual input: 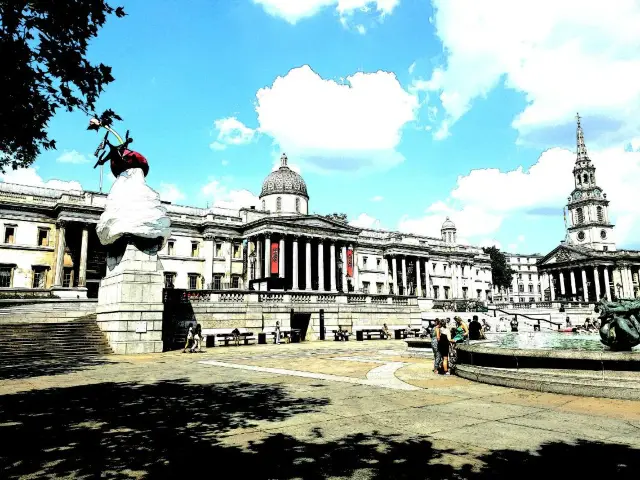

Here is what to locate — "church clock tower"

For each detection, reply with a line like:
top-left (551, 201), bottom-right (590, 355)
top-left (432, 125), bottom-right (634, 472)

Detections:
top-left (565, 114), bottom-right (616, 251)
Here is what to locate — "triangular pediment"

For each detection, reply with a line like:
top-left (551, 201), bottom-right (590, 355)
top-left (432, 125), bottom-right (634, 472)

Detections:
top-left (538, 244), bottom-right (594, 266)
top-left (263, 215), bottom-right (361, 233)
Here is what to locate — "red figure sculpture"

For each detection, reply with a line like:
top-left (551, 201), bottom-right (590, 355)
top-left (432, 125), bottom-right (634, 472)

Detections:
top-left (89, 119), bottom-right (149, 177)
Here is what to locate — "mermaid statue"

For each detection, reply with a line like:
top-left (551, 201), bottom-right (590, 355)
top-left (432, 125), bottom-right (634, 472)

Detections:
top-left (88, 118), bottom-right (170, 254)
top-left (594, 299), bottom-right (640, 351)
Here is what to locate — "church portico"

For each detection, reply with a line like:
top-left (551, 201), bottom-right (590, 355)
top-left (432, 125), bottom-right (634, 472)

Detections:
top-left (538, 115), bottom-right (640, 303)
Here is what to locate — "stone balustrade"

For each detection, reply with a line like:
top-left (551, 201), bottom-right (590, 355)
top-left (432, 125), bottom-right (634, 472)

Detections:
top-left (165, 289), bottom-right (419, 306)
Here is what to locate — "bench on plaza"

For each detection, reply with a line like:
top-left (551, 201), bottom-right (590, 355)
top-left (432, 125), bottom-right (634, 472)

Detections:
top-left (332, 327), bottom-right (351, 341)
top-left (260, 327), bottom-right (302, 344)
top-left (202, 328), bottom-right (256, 347)
top-left (353, 325), bottom-right (387, 341)
top-left (387, 325), bottom-right (422, 339)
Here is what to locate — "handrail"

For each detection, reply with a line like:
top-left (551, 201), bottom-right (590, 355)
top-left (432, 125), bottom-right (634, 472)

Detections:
top-left (493, 308), bottom-right (562, 328)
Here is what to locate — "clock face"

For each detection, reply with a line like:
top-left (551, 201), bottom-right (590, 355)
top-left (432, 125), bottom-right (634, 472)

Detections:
top-left (600, 230), bottom-right (607, 239)
top-left (577, 231), bottom-right (586, 241)
top-left (574, 191), bottom-right (582, 200)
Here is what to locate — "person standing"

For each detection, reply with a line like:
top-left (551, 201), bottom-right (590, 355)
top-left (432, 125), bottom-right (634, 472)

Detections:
top-left (452, 317), bottom-right (469, 343)
top-left (431, 319), bottom-right (442, 374)
top-left (436, 320), bottom-right (450, 375)
top-left (275, 321), bottom-right (281, 345)
top-left (182, 324), bottom-right (193, 353)
top-left (468, 316), bottom-right (482, 340)
top-left (510, 317), bottom-right (519, 332)
top-left (191, 323), bottom-right (202, 353)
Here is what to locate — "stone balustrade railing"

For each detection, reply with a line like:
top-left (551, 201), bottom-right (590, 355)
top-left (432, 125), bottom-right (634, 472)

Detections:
top-left (163, 289), bottom-right (419, 306)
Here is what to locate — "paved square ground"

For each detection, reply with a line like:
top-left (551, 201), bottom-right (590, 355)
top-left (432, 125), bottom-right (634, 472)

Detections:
top-left (1, 340), bottom-right (638, 479)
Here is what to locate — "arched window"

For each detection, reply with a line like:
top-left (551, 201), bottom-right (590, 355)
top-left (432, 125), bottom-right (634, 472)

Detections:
top-left (295, 197), bottom-right (300, 213)
top-left (590, 174), bottom-right (594, 184)
top-left (262, 199), bottom-right (266, 211)
top-left (276, 197), bottom-right (282, 212)
top-left (597, 206), bottom-right (603, 222)
top-left (576, 175), bottom-right (581, 184)
top-left (583, 173), bottom-right (589, 183)
top-left (576, 207), bottom-right (584, 224)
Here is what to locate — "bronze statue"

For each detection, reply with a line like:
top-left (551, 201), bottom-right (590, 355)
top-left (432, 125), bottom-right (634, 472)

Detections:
top-left (594, 300), bottom-right (640, 350)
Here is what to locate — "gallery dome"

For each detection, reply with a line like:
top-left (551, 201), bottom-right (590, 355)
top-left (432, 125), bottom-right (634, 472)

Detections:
top-left (259, 153), bottom-right (309, 199)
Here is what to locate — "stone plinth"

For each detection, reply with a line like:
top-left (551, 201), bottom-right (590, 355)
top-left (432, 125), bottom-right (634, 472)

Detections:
top-left (96, 243), bottom-right (164, 354)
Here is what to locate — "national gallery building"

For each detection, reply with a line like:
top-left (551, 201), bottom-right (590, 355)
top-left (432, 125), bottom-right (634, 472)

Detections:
top-left (0, 154), bottom-right (492, 304)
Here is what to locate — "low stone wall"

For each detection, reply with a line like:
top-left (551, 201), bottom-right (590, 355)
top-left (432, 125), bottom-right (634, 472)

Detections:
top-left (162, 290), bottom-right (422, 348)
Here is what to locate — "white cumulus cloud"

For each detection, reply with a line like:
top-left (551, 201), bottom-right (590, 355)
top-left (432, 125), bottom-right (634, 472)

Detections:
top-left (56, 150), bottom-right (89, 164)
top-left (397, 141), bottom-right (640, 249)
top-left (371, 195), bottom-right (384, 202)
top-left (0, 167), bottom-right (83, 191)
top-left (201, 179), bottom-right (259, 213)
top-left (159, 183), bottom-right (186, 203)
top-left (210, 117), bottom-right (256, 151)
top-left (255, 65), bottom-right (418, 172)
top-left (350, 213), bottom-right (382, 229)
top-left (253, 0), bottom-right (399, 27)
top-left (423, 0), bottom-right (640, 145)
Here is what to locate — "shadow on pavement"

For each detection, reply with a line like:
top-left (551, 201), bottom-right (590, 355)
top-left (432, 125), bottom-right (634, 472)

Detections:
top-left (0, 378), bottom-right (637, 479)
top-left (0, 355), bottom-right (115, 381)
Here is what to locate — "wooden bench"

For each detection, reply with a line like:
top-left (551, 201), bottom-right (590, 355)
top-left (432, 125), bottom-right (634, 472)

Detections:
top-left (201, 328), bottom-right (256, 347)
top-left (353, 325), bottom-right (387, 341)
top-left (332, 328), bottom-right (351, 341)
top-left (261, 327), bottom-right (301, 344)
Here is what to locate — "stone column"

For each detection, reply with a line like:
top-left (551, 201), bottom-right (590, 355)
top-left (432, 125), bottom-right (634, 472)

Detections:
top-left (570, 270), bottom-right (577, 298)
top-left (341, 245), bottom-right (347, 292)
top-left (603, 267), bottom-right (612, 300)
top-left (329, 242), bottom-right (337, 292)
top-left (264, 234), bottom-right (271, 279)
top-left (292, 237), bottom-right (299, 290)
top-left (593, 266), bottom-right (601, 301)
top-left (384, 257), bottom-right (390, 293)
top-left (401, 257), bottom-right (407, 295)
top-left (626, 267), bottom-right (635, 298)
top-left (549, 273), bottom-right (556, 301)
top-left (317, 240), bottom-right (324, 291)
top-left (256, 236), bottom-right (263, 279)
top-left (559, 271), bottom-right (566, 295)
top-left (353, 249), bottom-right (359, 291)
top-left (305, 239), bottom-right (312, 291)
top-left (415, 259), bottom-right (422, 297)
top-left (424, 259), bottom-right (431, 297)
top-left (279, 237), bottom-right (285, 279)
top-left (53, 222), bottom-right (66, 287)
top-left (227, 239), bottom-right (233, 287)
top-left (78, 225), bottom-right (89, 287)
top-left (581, 268), bottom-right (589, 301)
top-left (391, 257), bottom-right (398, 295)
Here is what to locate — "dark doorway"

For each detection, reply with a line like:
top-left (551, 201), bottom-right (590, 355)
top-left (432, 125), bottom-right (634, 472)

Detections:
top-left (319, 309), bottom-right (325, 340)
top-left (291, 312), bottom-right (311, 341)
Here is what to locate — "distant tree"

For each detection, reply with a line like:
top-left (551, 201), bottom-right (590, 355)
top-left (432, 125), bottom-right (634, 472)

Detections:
top-left (324, 213), bottom-right (348, 223)
top-left (482, 246), bottom-right (516, 291)
top-left (0, 1), bottom-right (126, 172)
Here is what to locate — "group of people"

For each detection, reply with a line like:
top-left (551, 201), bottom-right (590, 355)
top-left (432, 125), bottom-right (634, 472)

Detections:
top-left (496, 316), bottom-right (520, 332)
top-left (428, 317), bottom-right (469, 375)
top-left (183, 322), bottom-right (203, 353)
top-left (565, 316), bottom-right (600, 333)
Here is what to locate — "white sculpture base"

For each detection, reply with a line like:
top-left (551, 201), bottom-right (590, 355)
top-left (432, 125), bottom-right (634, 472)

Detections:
top-left (96, 243), bottom-right (165, 354)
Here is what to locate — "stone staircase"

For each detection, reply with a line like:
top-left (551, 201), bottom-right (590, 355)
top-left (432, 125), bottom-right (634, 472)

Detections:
top-left (0, 300), bottom-right (97, 323)
top-left (0, 314), bottom-right (112, 367)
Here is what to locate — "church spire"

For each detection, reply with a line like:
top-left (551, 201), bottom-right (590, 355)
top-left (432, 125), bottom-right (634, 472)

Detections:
top-left (576, 113), bottom-right (590, 163)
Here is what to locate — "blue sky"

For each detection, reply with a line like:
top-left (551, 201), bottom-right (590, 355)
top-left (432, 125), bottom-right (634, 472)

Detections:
top-left (4, 0), bottom-right (640, 252)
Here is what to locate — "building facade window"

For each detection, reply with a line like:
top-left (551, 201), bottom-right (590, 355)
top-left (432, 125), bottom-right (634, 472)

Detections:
top-left (233, 244), bottom-right (241, 258)
top-left (433, 286), bottom-right (439, 299)
top-left (212, 274), bottom-right (222, 290)
top-left (215, 243), bottom-right (222, 257)
top-left (0, 266), bottom-right (13, 287)
top-left (443, 286), bottom-right (449, 299)
top-left (262, 199), bottom-right (266, 211)
top-left (191, 242), bottom-right (199, 257)
top-left (528, 284), bottom-right (533, 293)
top-left (62, 267), bottom-right (73, 288)
top-left (376, 258), bottom-right (381, 269)
top-left (462, 287), bottom-right (468, 299)
top-left (167, 240), bottom-right (175, 256)
top-left (37, 228), bottom-right (49, 247)
top-left (529, 297), bottom-right (535, 302)
top-left (295, 197), bottom-right (300, 213)
top-left (32, 267), bottom-right (47, 288)
top-left (362, 256), bottom-right (368, 269)
top-left (164, 272), bottom-right (176, 288)
top-left (576, 207), bottom-right (584, 224)
top-left (188, 273), bottom-right (199, 289)
top-left (597, 206), bottom-right (604, 222)
top-left (4, 225), bottom-right (15, 244)
top-left (518, 284), bottom-right (524, 293)
top-left (376, 282), bottom-right (383, 294)
top-left (276, 197), bottom-right (282, 212)
top-left (362, 281), bottom-right (370, 294)
top-left (231, 275), bottom-right (240, 289)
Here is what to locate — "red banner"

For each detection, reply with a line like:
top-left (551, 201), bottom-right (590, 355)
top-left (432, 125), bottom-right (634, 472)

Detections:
top-left (346, 248), bottom-right (354, 277)
top-left (270, 242), bottom-right (279, 275)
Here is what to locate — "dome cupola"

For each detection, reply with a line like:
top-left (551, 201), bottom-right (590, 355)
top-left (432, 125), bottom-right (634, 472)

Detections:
top-left (259, 153), bottom-right (309, 215)
top-left (441, 217), bottom-right (457, 244)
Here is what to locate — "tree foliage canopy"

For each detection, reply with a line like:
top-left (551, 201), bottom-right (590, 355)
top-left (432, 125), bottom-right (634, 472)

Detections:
top-left (0, 0), bottom-right (125, 172)
top-left (482, 246), bottom-right (516, 291)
